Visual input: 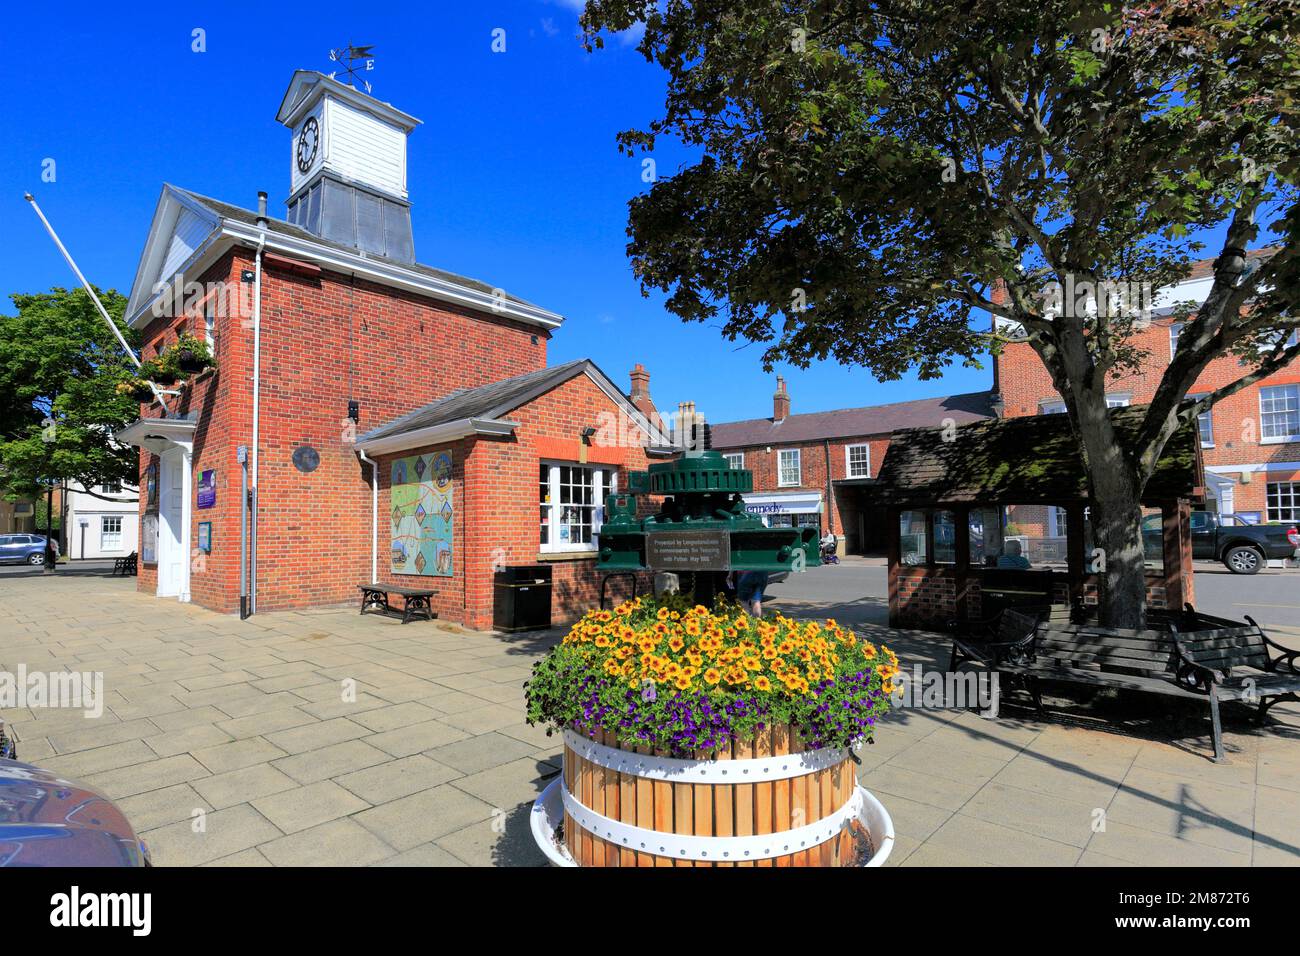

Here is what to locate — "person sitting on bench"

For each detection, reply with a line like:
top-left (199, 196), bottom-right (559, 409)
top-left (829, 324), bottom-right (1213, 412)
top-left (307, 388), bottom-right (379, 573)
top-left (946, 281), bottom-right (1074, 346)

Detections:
top-left (995, 539), bottom-right (1031, 570)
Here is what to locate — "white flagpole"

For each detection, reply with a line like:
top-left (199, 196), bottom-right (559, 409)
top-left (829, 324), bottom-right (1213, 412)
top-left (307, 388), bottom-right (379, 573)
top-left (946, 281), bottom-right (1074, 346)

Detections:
top-left (24, 193), bottom-right (171, 414)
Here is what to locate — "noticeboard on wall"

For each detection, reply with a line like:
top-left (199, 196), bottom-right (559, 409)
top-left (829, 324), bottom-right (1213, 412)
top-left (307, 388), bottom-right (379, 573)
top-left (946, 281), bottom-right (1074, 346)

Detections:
top-left (197, 470), bottom-right (216, 509)
top-left (141, 512), bottom-right (158, 565)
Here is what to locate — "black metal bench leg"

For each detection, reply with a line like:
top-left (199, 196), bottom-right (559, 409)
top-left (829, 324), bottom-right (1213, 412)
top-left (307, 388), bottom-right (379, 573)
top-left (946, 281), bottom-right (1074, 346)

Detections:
top-left (1027, 676), bottom-right (1046, 717)
top-left (948, 643), bottom-right (960, 673)
top-left (1209, 688), bottom-right (1225, 762)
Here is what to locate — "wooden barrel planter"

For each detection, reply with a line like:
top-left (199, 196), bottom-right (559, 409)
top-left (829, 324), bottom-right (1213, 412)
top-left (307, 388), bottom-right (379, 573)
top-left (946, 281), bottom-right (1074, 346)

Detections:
top-left (531, 725), bottom-right (893, 867)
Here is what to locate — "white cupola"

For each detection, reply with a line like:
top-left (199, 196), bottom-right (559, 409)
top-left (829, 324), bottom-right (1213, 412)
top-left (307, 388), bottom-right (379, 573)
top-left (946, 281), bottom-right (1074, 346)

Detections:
top-left (275, 70), bottom-right (423, 263)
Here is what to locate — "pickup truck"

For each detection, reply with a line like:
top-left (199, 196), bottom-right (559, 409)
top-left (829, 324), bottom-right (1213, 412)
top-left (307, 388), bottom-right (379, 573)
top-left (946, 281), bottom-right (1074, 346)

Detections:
top-left (1142, 511), bottom-right (1300, 574)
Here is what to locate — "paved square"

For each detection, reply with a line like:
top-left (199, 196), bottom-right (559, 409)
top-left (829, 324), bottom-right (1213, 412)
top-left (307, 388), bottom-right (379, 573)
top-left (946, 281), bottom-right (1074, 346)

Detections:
top-left (2, 569), bottom-right (1298, 866)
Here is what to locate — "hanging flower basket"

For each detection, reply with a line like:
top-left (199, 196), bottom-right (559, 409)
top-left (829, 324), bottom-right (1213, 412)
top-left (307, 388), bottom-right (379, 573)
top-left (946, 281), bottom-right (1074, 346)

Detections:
top-left (116, 380), bottom-right (155, 403)
top-left (173, 333), bottom-right (214, 374)
top-left (525, 595), bottom-right (898, 867)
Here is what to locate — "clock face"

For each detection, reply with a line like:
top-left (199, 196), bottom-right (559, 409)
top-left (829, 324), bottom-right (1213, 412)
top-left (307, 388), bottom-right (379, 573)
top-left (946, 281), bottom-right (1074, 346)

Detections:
top-left (296, 116), bottom-right (319, 173)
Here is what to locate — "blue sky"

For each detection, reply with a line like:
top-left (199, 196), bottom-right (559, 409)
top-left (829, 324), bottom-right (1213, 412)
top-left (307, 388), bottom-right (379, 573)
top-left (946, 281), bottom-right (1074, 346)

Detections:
top-left (2, 0), bottom-right (994, 424)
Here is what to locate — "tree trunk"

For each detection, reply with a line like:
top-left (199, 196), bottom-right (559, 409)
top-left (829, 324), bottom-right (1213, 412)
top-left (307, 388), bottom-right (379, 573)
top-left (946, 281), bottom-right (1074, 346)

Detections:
top-left (1084, 466), bottom-right (1148, 629)
top-left (1074, 403), bottom-right (1148, 629)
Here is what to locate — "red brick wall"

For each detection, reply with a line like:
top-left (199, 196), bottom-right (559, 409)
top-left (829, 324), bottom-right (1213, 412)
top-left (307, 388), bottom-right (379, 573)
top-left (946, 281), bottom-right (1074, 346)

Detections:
top-left (373, 373), bottom-right (656, 630)
top-left (996, 317), bottom-right (1300, 517)
top-left (136, 248), bottom-right (551, 613)
top-left (713, 435), bottom-right (892, 550)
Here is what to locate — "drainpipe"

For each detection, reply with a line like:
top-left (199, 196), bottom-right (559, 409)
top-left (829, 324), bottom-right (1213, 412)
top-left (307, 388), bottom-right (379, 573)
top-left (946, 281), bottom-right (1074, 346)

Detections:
top-left (357, 448), bottom-right (378, 584)
top-left (249, 192), bottom-right (267, 615)
top-left (824, 439), bottom-right (835, 538)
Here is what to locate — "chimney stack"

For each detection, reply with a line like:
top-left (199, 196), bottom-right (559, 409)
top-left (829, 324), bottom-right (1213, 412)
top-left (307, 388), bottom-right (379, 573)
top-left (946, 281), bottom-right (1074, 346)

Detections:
top-left (629, 363), bottom-right (657, 421)
top-left (773, 376), bottom-right (790, 422)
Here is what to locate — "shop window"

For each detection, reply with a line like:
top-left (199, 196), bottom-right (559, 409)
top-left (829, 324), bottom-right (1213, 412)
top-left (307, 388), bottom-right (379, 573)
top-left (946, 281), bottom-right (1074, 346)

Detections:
top-left (1260, 384), bottom-right (1300, 442)
top-left (101, 516), bottom-right (123, 552)
top-left (845, 444), bottom-right (870, 478)
top-left (539, 462), bottom-right (615, 553)
top-left (1267, 481), bottom-right (1298, 523)
top-left (933, 510), bottom-right (956, 564)
top-left (769, 513), bottom-right (821, 533)
top-left (899, 511), bottom-right (927, 565)
top-left (777, 449), bottom-right (801, 487)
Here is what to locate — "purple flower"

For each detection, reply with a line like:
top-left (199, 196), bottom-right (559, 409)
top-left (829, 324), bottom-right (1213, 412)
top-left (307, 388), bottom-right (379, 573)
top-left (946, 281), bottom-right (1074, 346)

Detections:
top-left (641, 680), bottom-right (657, 703)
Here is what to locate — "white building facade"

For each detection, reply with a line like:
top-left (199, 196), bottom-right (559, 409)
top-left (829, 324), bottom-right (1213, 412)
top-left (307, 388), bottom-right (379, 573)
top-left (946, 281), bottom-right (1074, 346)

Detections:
top-left (65, 481), bottom-right (140, 560)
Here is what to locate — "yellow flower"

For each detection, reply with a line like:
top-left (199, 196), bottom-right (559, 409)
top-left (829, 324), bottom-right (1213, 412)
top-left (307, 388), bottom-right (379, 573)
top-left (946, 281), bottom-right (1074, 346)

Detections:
top-left (754, 675), bottom-right (772, 692)
top-left (657, 607), bottom-right (670, 621)
top-left (674, 675), bottom-right (692, 691)
top-left (668, 635), bottom-right (685, 652)
top-left (742, 656), bottom-right (762, 672)
top-left (703, 667), bottom-right (722, 686)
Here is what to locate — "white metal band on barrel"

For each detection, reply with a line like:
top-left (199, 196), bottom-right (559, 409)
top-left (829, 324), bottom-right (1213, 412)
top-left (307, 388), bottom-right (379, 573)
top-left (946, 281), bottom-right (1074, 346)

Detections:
top-left (561, 777), bottom-right (860, 862)
top-left (563, 729), bottom-right (848, 783)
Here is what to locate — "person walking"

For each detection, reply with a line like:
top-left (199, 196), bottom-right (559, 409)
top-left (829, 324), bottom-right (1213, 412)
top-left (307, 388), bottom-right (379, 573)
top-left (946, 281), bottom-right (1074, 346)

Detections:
top-left (734, 569), bottom-right (771, 617)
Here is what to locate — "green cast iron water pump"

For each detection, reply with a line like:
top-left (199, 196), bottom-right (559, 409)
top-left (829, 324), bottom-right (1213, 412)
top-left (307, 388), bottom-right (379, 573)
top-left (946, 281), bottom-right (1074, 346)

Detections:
top-left (597, 451), bottom-right (820, 574)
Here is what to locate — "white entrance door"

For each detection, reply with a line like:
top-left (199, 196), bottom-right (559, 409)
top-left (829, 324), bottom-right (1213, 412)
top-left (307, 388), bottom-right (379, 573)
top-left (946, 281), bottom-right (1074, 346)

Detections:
top-left (157, 449), bottom-right (185, 597)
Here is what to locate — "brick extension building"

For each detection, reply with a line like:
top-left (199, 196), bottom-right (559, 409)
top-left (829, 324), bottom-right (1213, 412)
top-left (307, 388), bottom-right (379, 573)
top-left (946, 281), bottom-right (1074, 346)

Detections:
top-left (115, 71), bottom-right (671, 629)
top-left (993, 253), bottom-right (1300, 528)
top-left (710, 378), bottom-right (995, 555)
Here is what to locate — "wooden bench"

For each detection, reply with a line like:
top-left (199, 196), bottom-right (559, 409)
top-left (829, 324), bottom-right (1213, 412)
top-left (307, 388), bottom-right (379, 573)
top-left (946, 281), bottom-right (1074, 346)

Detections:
top-left (112, 552), bottom-right (138, 577)
top-left (950, 610), bottom-right (1228, 756)
top-left (1168, 612), bottom-right (1300, 760)
top-left (358, 584), bottom-right (436, 624)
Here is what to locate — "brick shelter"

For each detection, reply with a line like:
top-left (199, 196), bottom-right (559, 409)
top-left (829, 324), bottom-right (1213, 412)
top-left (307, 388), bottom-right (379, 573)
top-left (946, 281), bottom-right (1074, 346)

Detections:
top-left (870, 407), bottom-right (1204, 629)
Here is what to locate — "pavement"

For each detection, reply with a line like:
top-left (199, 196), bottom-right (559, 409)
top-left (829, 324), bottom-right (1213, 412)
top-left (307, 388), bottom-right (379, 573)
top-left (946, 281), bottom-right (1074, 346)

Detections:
top-left (0, 564), bottom-right (1297, 866)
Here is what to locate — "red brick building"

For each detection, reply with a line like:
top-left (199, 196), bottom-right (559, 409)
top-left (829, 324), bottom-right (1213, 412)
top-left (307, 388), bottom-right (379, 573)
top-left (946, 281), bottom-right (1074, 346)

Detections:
top-left (993, 254), bottom-right (1300, 528)
top-left (710, 378), bottom-right (995, 554)
top-left (115, 71), bottom-right (670, 629)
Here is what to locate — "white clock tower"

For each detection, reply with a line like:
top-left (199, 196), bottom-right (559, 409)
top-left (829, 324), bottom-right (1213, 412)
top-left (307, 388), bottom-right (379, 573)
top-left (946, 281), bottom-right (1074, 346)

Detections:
top-left (275, 70), bottom-right (423, 263)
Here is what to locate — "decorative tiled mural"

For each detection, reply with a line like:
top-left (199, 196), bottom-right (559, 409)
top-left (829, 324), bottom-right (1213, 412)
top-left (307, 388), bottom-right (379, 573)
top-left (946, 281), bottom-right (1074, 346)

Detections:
top-left (390, 451), bottom-right (454, 576)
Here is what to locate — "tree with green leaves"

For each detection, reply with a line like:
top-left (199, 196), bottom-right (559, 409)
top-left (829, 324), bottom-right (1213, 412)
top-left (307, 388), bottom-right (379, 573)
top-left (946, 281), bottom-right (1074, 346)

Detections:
top-left (582, 0), bottom-right (1300, 626)
top-left (0, 287), bottom-right (141, 505)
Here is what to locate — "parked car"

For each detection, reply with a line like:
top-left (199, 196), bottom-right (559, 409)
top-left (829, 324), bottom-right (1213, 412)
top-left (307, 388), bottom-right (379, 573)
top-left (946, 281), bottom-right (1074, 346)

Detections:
top-left (0, 750), bottom-right (151, 866)
top-left (1142, 511), bottom-right (1300, 574)
top-left (0, 533), bottom-right (58, 566)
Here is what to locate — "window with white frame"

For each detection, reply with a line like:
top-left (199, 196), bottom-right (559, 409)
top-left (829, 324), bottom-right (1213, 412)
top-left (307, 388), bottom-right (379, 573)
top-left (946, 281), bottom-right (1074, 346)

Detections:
top-left (1169, 322), bottom-right (1183, 358)
top-left (100, 516), bottom-right (123, 551)
top-left (1105, 393), bottom-right (1132, 408)
top-left (777, 449), bottom-right (801, 487)
top-left (724, 452), bottom-right (744, 470)
top-left (1039, 400), bottom-right (1067, 415)
top-left (538, 462), bottom-right (615, 553)
top-left (1260, 384), bottom-right (1300, 442)
top-left (1267, 482), bottom-right (1298, 523)
top-left (845, 443), bottom-right (870, 478)
top-left (99, 480), bottom-right (122, 495)
top-left (203, 297), bottom-right (216, 351)
top-left (1189, 393), bottom-right (1214, 447)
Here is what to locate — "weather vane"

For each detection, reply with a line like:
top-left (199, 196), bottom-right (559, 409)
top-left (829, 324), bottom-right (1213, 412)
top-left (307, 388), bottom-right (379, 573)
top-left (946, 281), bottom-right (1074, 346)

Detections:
top-left (327, 44), bottom-right (376, 93)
